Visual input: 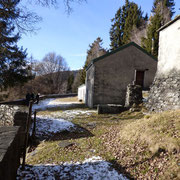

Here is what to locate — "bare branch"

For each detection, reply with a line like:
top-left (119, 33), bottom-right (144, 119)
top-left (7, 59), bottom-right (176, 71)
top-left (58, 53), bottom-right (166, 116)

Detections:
top-left (28, 0), bottom-right (87, 14)
top-left (15, 5), bottom-right (42, 34)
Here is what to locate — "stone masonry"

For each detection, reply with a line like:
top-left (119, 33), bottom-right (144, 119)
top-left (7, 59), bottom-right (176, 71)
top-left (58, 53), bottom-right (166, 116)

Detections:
top-left (146, 73), bottom-right (180, 112)
top-left (125, 84), bottom-right (143, 107)
top-left (147, 16), bottom-right (180, 112)
top-left (0, 105), bottom-right (27, 127)
top-left (0, 104), bottom-right (29, 179)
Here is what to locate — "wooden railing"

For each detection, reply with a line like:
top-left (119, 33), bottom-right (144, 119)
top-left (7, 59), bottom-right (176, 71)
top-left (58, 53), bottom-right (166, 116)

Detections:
top-left (22, 101), bottom-right (37, 170)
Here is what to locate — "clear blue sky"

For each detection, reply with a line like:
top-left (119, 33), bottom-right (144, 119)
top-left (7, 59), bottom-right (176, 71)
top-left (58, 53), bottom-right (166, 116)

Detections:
top-left (18, 0), bottom-right (180, 70)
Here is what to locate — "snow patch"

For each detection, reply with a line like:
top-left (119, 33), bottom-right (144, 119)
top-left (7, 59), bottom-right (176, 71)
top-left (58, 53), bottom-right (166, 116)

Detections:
top-left (32, 98), bottom-right (82, 111)
top-left (17, 156), bottom-right (128, 180)
top-left (34, 115), bottom-right (75, 138)
top-left (48, 109), bottom-right (97, 120)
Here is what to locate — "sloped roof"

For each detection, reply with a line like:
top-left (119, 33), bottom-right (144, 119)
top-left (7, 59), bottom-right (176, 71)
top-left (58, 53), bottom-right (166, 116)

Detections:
top-left (86, 42), bottom-right (157, 71)
top-left (158, 15), bottom-right (180, 32)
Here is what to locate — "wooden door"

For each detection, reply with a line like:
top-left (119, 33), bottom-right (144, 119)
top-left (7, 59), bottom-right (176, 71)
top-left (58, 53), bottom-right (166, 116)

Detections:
top-left (135, 70), bottom-right (144, 87)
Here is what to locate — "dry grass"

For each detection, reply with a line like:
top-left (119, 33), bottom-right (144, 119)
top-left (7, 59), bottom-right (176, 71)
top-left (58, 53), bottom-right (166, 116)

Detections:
top-left (54, 96), bottom-right (79, 103)
top-left (120, 110), bottom-right (180, 153)
top-left (27, 105), bottom-right (180, 179)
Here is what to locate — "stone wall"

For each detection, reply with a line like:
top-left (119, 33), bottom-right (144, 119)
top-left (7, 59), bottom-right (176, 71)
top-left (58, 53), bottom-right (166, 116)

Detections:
top-left (125, 84), bottom-right (143, 107)
top-left (0, 104), bottom-right (27, 127)
top-left (0, 104), bottom-right (29, 179)
top-left (0, 126), bottom-right (21, 180)
top-left (97, 104), bottom-right (126, 114)
top-left (146, 73), bottom-right (180, 112)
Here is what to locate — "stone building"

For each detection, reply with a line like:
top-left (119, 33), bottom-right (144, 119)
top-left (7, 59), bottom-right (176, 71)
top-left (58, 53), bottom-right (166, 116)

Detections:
top-left (78, 84), bottom-right (86, 102)
top-left (85, 42), bottom-right (157, 108)
top-left (147, 15), bottom-right (180, 111)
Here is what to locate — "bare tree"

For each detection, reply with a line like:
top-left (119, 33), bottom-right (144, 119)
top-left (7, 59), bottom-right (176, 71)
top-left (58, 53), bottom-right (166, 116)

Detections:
top-left (35, 52), bottom-right (69, 93)
top-left (130, 24), bottom-right (147, 46)
top-left (1, 0), bottom-right (86, 34)
top-left (0, 1), bottom-right (42, 34)
top-left (29, 0), bottom-right (87, 14)
top-left (15, 5), bottom-right (42, 34)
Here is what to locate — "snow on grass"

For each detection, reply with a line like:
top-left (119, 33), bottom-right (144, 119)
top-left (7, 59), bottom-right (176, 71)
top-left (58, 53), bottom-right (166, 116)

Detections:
top-left (32, 98), bottom-right (56, 111)
top-left (34, 115), bottom-right (75, 138)
top-left (31, 98), bottom-right (96, 138)
top-left (46, 109), bottom-right (97, 121)
top-left (17, 156), bottom-right (128, 180)
top-left (32, 98), bottom-right (82, 111)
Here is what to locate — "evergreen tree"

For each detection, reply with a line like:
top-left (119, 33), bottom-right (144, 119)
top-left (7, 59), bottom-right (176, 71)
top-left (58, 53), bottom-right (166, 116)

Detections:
top-left (0, 0), bottom-right (30, 88)
top-left (67, 73), bottom-right (74, 93)
top-left (110, 0), bottom-right (144, 50)
top-left (80, 37), bottom-right (107, 85)
top-left (141, 0), bottom-right (175, 57)
top-left (109, 8), bottom-right (124, 50)
top-left (152, 0), bottom-right (175, 18)
top-left (123, 2), bottom-right (144, 44)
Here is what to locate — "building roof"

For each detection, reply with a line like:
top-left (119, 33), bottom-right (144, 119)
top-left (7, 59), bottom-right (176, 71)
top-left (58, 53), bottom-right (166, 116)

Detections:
top-left (86, 42), bottom-right (157, 71)
top-left (158, 15), bottom-right (180, 32)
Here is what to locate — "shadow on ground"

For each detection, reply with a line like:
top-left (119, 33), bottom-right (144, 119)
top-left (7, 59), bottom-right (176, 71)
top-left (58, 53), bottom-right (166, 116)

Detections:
top-left (29, 123), bottom-right (94, 152)
top-left (47, 123), bottom-right (94, 141)
top-left (109, 159), bottom-right (135, 180)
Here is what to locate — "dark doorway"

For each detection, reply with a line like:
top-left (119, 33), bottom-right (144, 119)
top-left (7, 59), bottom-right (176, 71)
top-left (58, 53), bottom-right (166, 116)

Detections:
top-left (135, 70), bottom-right (144, 87)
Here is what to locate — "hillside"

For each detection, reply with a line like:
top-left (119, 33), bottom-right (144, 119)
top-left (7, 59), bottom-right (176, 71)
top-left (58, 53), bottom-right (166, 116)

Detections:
top-left (18, 97), bottom-right (180, 179)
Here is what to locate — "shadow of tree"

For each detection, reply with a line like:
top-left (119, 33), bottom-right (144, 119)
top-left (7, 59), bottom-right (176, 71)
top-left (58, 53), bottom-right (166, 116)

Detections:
top-left (29, 123), bottom-right (94, 152)
top-left (47, 123), bottom-right (94, 141)
top-left (126, 148), bottom-right (166, 169)
top-left (109, 159), bottom-right (135, 180)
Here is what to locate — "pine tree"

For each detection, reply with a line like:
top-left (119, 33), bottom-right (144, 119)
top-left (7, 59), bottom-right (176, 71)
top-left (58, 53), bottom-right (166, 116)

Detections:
top-left (80, 37), bottom-right (107, 85)
top-left (110, 0), bottom-right (144, 50)
top-left (123, 3), bottom-right (144, 44)
top-left (109, 8), bottom-right (124, 50)
top-left (0, 0), bottom-right (30, 88)
top-left (141, 0), bottom-right (175, 57)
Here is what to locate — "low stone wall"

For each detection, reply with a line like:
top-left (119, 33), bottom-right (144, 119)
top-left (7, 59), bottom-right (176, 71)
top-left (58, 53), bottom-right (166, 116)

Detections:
top-left (0, 126), bottom-right (21, 180)
top-left (146, 74), bottom-right (180, 112)
top-left (97, 104), bottom-right (126, 114)
top-left (0, 99), bottom-right (28, 106)
top-left (0, 104), bottom-right (27, 127)
top-left (125, 84), bottom-right (142, 107)
top-left (0, 104), bottom-right (30, 179)
top-left (0, 104), bottom-right (28, 149)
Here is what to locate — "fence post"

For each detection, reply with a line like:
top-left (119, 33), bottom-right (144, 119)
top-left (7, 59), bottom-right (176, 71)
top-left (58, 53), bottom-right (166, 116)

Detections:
top-left (32, 111), bottom-right (36, 138)
top-left (22, 101), bottom-right (33, 170)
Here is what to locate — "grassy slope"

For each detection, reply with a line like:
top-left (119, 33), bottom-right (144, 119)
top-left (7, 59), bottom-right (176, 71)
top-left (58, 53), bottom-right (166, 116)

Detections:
top-left (27, 105), bottom-right (180, 179)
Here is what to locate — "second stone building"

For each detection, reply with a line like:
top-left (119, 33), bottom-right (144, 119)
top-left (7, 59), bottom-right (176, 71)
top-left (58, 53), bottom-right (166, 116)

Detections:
top-left (85, 42), bottom-right (157, 108)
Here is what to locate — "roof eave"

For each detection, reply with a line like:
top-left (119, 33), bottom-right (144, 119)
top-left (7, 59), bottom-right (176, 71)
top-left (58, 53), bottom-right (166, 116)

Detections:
top-left (158, 15), bottom-right (180, 32)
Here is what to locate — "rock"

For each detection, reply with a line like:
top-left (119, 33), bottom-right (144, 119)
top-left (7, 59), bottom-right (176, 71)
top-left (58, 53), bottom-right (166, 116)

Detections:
top-left (86, 122), bottom-right (96, 129)
top-left (59, 141), bottom-right (76, 148)
top-left (89, 149), bottom-right (96, 153)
